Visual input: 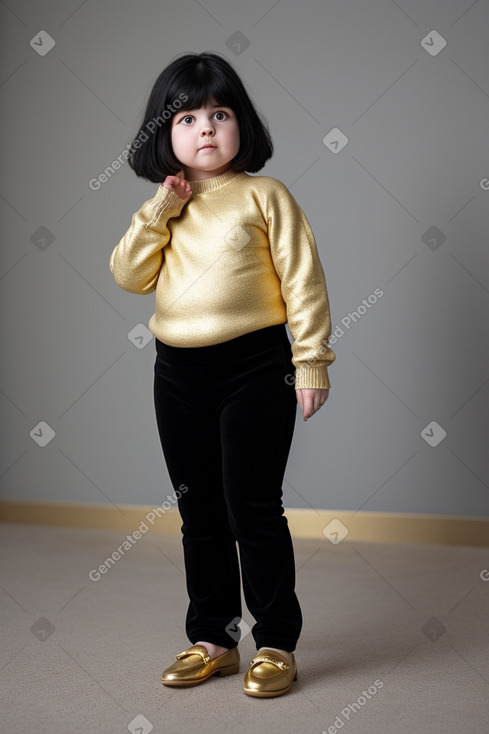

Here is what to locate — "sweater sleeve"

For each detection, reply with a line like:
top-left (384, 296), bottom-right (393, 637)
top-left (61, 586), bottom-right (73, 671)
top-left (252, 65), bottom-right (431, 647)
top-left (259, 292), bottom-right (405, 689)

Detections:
top-left (266, 180), bottom-right (336, 390)
top-left (109, 184), bottom-right (189, 295)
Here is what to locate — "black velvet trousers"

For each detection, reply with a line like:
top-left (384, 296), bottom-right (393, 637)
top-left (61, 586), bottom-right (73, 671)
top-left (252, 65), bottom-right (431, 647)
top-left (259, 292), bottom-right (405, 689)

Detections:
top-left (153, 323), bottom-right (303, 652)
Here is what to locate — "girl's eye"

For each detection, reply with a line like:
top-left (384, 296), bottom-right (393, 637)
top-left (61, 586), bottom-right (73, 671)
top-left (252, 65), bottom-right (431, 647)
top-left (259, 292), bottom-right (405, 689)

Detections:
top-left (179, 110), bottom-right (229, 124)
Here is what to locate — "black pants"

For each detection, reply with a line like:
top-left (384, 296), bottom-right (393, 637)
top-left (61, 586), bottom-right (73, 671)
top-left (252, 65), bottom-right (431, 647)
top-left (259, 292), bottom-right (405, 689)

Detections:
top-left (153, 322), bottom-right (303, 652)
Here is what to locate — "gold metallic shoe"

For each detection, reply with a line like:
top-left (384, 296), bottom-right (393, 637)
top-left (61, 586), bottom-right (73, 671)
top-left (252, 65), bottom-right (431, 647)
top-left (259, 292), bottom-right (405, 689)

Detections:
top-left (161, 645), bottom-right (240, 687)
top-left (243, 649), bottom-right (297, 697)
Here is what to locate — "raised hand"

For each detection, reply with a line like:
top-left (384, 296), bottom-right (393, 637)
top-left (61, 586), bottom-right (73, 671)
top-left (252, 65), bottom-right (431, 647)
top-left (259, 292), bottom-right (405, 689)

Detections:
top-left (163, 170), bottom-right (192, 200)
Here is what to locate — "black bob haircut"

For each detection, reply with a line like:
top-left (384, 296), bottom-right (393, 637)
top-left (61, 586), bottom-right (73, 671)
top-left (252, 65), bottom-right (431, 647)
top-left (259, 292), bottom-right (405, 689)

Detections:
top-left (127, 52), bottom-right (274, 183)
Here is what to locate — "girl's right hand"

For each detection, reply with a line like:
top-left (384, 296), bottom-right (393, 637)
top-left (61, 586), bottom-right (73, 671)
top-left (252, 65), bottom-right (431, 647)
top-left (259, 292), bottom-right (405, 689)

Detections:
top-left (163, 171), bottom-right (192, 200)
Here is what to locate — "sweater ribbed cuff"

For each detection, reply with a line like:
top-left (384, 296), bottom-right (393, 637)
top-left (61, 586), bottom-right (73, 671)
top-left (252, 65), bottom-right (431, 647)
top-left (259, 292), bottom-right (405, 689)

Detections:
top-left (145, 186), bottom-right (186, 229)
top-left (294, 364), bottom-right (331, 390)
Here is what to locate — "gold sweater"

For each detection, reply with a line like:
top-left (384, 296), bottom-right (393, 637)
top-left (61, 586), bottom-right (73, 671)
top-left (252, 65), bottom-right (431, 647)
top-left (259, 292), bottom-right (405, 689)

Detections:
top-left (109, 168), bottom-right (336, 389)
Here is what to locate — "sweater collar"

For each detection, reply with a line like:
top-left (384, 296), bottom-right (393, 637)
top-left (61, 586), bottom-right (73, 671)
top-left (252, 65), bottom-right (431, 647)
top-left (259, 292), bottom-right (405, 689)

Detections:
top-left (188, 168), bottom-right (240, 195)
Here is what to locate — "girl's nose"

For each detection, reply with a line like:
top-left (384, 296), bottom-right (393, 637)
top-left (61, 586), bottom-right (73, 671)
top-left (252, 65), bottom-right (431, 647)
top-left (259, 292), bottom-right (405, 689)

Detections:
top-left (200, 122), bottom-right (214, 136)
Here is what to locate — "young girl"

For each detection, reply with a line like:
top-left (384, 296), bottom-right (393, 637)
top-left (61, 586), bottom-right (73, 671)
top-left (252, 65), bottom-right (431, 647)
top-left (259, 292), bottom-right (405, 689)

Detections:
top-left (109, 52), bottom-right (336, 698)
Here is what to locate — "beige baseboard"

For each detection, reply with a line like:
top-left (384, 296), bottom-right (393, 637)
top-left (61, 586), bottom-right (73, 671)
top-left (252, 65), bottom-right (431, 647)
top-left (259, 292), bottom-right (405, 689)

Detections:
top-left (0, 500), bottom-right (488, 547)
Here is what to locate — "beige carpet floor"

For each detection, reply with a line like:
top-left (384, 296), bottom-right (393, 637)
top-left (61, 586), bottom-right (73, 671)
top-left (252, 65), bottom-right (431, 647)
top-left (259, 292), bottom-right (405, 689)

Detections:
top-left (1, 522), bottom-right (488, 734)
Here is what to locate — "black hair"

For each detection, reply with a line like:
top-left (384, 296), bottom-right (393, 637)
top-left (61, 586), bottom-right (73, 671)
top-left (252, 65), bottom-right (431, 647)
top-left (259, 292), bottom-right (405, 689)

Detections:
top-left (127, 52), bottom-right (273, 182)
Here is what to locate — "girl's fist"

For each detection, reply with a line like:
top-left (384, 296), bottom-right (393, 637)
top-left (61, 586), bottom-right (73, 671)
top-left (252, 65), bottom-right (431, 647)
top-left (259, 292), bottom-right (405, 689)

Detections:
top-left (163, 171), bottom-right (192, 200)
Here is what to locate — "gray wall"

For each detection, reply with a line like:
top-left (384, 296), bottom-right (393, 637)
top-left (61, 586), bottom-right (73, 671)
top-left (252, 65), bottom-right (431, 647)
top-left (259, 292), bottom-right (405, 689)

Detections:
top-left (1, 0), bottom-right (488, 517)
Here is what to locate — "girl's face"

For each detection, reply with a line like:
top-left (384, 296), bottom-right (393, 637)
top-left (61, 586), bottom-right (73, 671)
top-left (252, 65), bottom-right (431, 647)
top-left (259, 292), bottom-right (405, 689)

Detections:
top-left (170, 100), bottom-right (240, 181)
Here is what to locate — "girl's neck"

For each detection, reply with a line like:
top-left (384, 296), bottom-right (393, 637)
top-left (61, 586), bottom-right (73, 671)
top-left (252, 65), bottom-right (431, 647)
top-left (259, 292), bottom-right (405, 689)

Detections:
top-left (188, 168), bottom-right (240, 196)
top-left (184, 164), bottom-right (233, 182)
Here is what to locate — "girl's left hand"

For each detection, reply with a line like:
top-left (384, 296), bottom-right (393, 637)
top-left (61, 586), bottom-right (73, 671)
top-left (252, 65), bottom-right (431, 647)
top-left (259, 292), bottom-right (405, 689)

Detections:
top-left (295, 388), bottom-right (329, 421)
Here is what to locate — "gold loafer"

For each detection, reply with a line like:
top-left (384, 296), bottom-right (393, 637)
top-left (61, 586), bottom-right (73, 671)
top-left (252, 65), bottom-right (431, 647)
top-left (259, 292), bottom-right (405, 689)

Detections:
top-left (161, 645), bottom-right (240, 687)
top-left (243, 649), bottom-right (297, 697)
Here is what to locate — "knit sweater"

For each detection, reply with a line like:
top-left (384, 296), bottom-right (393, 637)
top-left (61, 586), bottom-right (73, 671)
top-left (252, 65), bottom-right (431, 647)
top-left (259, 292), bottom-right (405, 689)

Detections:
top-left (109, 168), bottom-right (336, 389)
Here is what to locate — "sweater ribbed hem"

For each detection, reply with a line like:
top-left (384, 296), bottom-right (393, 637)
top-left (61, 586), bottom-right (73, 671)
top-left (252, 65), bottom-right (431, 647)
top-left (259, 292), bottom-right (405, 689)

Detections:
top-left (189, 168), bottom-right (240, 195)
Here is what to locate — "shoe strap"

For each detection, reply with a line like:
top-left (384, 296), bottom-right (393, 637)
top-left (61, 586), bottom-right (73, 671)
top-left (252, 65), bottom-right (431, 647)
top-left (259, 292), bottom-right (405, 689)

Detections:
top-left (249, 653), bottom-right (289, 671)
top-left (176, 646), bottom-right (211, 665)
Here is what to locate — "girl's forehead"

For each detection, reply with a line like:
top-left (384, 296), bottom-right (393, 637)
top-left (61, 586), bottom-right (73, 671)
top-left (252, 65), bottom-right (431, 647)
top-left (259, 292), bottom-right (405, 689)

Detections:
top-left (180, 101), bottom-right (232, 111)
